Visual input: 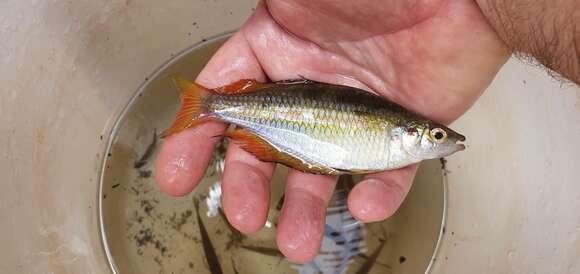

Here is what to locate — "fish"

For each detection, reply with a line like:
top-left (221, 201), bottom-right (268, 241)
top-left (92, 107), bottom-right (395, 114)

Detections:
top-left (193, 199), bottom-right (223, 274)
top-left (231, 257), bottom-right (241, 274)
top-left (162, 76), bottom-right (466, 175)
top-left (239, 245), bottom-right (285, 258)
top-left (133, 128), bottom-right (157, 169)
top-left (353, 239), bottom-right (386, 274)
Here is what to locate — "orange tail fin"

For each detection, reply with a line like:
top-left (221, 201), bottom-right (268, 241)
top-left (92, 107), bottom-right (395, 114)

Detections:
top-left (161, 75), bottom-right (211, 138)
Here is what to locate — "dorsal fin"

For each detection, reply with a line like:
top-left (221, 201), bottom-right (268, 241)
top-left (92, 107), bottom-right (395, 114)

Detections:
top-left (214, 79), bottom-right (273, 94)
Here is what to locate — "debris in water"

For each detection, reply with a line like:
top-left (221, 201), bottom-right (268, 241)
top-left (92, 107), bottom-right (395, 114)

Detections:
top-left (276, 194), bottom-right (285, 211)
top-left (440, 157), bottom-right (450, 175)
top-left (140, 200), bottom-right (156, 216)
top-left (138, 170), bottom-right (152, 178)
top-left (169, 210), bottom-right (193, 232)
top-left (133, 228), bottom-right (167, 256)
top-left (153, 256), bottom-right (162, 267)
top-left (130, 186), bottom-right (139, 195)
top-left (399, 256), bottom-right (407, 264)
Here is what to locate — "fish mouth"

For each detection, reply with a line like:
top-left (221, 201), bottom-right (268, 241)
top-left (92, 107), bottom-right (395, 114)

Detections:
top-left (454, 133), bottom-right (466, 151)
top-left (446, 130), bottom-right (466, 152)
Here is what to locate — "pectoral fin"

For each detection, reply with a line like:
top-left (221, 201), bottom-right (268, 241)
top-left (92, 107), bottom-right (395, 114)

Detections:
top-left (224, 129), bottom-right (340, 175)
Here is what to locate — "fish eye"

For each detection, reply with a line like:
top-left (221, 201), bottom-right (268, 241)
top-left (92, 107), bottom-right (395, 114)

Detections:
top-left (430, 128), bottom-right (447, 143)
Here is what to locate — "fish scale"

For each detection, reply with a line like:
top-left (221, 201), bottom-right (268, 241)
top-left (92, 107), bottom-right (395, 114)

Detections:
top-left (209, 89), bottom-right (394, 171)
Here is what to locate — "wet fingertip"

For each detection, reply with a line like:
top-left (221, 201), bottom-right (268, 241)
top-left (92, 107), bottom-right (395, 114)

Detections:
top-left (223, 195), bottom-right (268, 235)
top-left (226, 213), bottom-right (266, 234)
top-left (275, 189), bottom-right (325, 263)
top-left (347, 179), bottom-right (401, 223)
top-left (154, 171), bottom-right (195, 196)
top-left (276, 234), bottom-right (320, 264)
top-left (154, 129), bottom-right (218, 197)
top-left (221, 161), bottom-right (271, 234)
top-left (154, 146), bottom-right (195, 197)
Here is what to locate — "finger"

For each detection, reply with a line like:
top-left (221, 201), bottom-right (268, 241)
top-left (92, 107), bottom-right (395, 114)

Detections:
top-left (155, 123), bottom-right (226, 196)
top-left (347, 165), bottom-right (417, 222)
top-left (155, 32), bottom-right (264, 196)
top-left (221, 143), bottom-right (275, 234)
top-left (276, 170), bottom-right (337, 263)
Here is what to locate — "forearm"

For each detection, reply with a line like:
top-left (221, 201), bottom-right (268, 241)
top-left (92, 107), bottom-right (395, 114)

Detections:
top-left (475, 0), bottom-right (580, 84)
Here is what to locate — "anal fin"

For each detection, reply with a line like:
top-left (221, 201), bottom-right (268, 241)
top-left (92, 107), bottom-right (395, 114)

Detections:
top-left (224, 129), bottom-right (340, 175)
top-left (224, 129), bottom-right (279, 162)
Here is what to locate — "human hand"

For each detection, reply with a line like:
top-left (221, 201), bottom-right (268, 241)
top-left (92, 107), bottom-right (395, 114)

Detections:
top-left (155, 0), bottom-right (509, 263)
